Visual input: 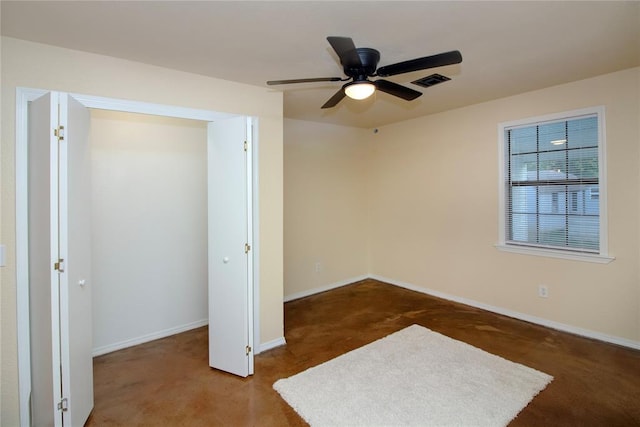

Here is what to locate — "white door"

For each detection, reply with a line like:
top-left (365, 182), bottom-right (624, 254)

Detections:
top-left (207, 117), bottom-right (254, 377)
top-left (58, 93), bottom-right (94, 426)
top-left (28, 92), bottom-right (94, 426)
top-left (28, 91), bottom-right (59, 427)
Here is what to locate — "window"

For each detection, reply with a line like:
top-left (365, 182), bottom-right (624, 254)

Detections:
top-left (498, 107), bottom-right (612, 262)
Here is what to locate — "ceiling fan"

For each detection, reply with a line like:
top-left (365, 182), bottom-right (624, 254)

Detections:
top-left (267, 36), bottom-right (462, 109)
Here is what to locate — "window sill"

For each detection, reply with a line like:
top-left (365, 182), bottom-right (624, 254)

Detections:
top-left (495, 244), bottom-right (615, 264)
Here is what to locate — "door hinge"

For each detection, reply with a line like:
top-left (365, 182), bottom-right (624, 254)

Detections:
top-left (243, 140), bottom-right (248, 152)
top-left (54, 125), bottom-right (65, 141)
top-left (244, 243), bottom-right (251, 253)
top-left (245, 345), bottom-right (252, 355)
top-left (54, 258), bottom-right (65, 273)
top-left (57, 397), bottom-right (69, 412)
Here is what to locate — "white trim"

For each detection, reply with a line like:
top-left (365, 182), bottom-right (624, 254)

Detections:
top-left (245, 116), bottom-right (255, 375)
top-left (16, 88), bottom-right (48, 427)
top-left (495, 244), bottom-right (614, 264)
top-left (497, 106), bottom-right (609, 262)
top-left (250, 118), bottom-right (261, 360)
top-left (370, 274), bottom-right (640, 351)
top-left (283, 275), bottom-right (369, 302)
top-left (498, 106), bottom-right (604, 130)
top-left (92, 319), bottom-right (208, 357)
top-left (281, 275), bottom-right (640, 349)
top-left (257, 337), bottom-right (287, 354)
top-left (69, 93), bottom-right (235, 122)
top-left (596, 107), bottom-right (609, 255)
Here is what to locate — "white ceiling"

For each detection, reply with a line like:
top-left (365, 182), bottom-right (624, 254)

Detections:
top-left (2, 1), bottom-right (639, 128)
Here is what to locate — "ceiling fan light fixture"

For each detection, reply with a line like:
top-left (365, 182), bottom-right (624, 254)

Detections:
top-left (267, 37), bottom-right (462, 109)
top-left (344, 81), bottom-right (376, 100)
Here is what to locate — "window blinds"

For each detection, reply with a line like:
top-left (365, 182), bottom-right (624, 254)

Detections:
top-left (505, 115), bottom-right (600, 253)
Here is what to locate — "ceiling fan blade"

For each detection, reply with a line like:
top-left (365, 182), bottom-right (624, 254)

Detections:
top-left (374, 80), bottom-right (422, 101)
top-left (267, 77), bottom-right (343, 85)
top-left (376, 50), bottom-right (462, 77)
top-left (321, 88), bottom-right (346, 109)
top-left (327, 36), bottom-right (362, 68)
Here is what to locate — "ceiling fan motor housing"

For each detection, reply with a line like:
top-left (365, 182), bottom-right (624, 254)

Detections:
top-left (343, 48), bottom-right (380, 78)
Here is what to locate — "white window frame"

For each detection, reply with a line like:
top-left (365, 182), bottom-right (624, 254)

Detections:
top-left (496, 106), bottom-right (614, 264)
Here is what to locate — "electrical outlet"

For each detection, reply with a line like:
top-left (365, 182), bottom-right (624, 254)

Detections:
top-left (538, 285), bottom-right (549, 298)
top-left (315, 262), bottom-right (321, 273)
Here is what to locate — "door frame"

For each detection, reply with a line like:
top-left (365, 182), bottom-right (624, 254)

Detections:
top-left (15, 87), bottom-right (261, 426)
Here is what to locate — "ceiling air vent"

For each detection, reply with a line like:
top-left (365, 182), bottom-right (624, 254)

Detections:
top-left (412, 73), bottom-right (451, 88)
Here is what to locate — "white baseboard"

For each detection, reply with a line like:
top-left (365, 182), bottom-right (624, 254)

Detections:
top-left (258, 336), bottom-right (287, 354)
top-left (94, 275), bottom-right (639, 357)
top-left (92, 319), bottom-right (209, 357)
top-left (370, 274), bottom-right (640, 351)
top-left (284, 275), bottom-right (369, 302)
top-left (93, 318), bottom-right (286, 357)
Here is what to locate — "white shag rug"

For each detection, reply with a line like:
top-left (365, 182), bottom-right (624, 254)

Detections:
top-left (274, 324), bottom-right (553, 427)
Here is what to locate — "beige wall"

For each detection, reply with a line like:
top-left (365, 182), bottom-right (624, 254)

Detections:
top-left (1, 37), bottom-right (283, 424)
top-left (284, 119), bottom-right (370, 298)
top-left (283, 68), bottom-right (639, 348)
top-left (368, 67), bottom-right (640, 343)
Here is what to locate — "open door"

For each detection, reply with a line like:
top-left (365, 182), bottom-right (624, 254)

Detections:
top-left (58, 93), bottom-right (94, 426)
top-left (28, 91), bottom-right (59, 427)
top-left (28, 91), bottom-right (93, 426)
top-left (207, 117), bottom-right (254, 377)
